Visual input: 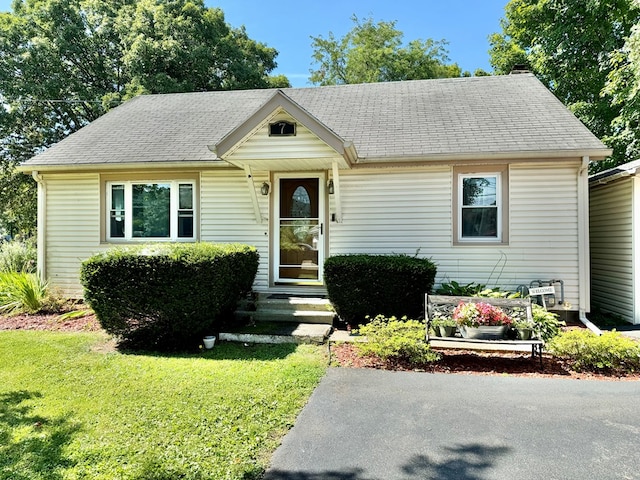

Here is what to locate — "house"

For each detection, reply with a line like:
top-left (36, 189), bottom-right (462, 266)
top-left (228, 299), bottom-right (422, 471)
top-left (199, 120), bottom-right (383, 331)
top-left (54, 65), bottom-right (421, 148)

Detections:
top-left (19, 73), bottom-right (611, 321)
top-left (589, 160), bottom-right (640, 324)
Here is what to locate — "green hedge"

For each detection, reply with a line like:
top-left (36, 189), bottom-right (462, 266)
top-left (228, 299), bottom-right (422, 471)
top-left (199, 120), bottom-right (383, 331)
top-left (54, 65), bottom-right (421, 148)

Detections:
top-left (324, 254), bottom-right (437, 326)
top-left (81, 243), bottom-right (258, 351)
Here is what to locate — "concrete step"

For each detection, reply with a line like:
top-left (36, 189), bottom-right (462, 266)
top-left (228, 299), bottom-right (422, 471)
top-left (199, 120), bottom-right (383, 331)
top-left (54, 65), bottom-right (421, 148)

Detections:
top-left (235, 309), bottom-right (335, 324)
top-left (220, 323), bottom-right (332, 344)
top-left (257, 296), bottom-right (333, 312)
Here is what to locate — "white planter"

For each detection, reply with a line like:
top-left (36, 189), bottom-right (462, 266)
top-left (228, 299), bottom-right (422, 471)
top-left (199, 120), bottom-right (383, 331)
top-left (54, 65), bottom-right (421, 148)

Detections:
top-left (203, 336), bottom-right (216, 349)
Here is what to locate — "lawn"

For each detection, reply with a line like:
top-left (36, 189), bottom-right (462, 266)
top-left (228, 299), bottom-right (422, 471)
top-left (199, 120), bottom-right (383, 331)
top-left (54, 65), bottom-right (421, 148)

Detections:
top-left (0, 331), bottom-right (326, 480)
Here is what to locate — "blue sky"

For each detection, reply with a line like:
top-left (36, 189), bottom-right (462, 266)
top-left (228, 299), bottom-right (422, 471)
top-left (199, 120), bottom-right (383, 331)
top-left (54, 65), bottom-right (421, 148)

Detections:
top-left (0, 0), bottom-right (508, 87)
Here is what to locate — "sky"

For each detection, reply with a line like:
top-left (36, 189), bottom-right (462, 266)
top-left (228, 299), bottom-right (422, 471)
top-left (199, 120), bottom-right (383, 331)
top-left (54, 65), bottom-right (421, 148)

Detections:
top-left (0, 0), bottom-right (509, 88)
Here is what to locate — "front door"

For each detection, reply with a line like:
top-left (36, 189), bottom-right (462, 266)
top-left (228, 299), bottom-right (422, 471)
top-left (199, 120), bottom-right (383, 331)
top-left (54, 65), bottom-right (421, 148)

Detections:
top-left (275, 174), bottom-right (324, 283)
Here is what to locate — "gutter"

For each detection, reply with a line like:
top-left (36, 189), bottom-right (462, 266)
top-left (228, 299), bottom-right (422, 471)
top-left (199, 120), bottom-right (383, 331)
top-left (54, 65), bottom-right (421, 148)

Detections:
top-left (577, 157), bottom-right (602, 335)
top-left (31, 171), bottom-right (46, 279)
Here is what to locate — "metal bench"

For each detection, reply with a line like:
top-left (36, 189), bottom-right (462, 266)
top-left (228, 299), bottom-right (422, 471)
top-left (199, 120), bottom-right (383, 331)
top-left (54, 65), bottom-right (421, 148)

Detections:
top-left (425, 294), bottom-right (544, 368)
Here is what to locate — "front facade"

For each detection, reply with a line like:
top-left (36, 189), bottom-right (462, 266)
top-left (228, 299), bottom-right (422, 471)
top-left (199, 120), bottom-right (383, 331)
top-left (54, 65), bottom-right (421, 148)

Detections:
top-left (589, 160), bottom-right (640, 324)
top-left (21, 75), bottom-right (611, 314)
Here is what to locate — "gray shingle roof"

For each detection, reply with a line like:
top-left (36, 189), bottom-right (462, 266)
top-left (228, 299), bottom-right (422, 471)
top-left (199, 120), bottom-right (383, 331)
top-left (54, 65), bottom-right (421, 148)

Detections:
top-left (21, 73), bottom-right (610, 168)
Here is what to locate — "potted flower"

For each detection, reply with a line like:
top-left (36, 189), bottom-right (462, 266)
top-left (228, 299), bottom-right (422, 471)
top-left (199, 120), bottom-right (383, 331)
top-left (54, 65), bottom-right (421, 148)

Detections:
top-left (431, 316), bottom-right (457, 337)
top-left (453, 301), bottom-right (513, 339)
top-left (512, 319), bottom-right (535, 340)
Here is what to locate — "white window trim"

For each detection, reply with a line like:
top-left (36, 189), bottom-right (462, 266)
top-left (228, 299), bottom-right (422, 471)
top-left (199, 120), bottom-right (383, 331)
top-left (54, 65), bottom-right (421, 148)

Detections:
top-left (457, 172), bottom-right (502, 243)
top-left (106, 180), bottom-right (196, 242)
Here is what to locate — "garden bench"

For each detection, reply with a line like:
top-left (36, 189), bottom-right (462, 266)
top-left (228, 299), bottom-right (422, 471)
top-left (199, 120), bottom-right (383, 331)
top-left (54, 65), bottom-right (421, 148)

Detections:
top-left (425, 294), bottom-right (544, 368)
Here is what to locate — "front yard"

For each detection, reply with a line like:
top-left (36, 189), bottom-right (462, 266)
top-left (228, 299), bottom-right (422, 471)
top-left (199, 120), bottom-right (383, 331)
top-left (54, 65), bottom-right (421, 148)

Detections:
top-left (0, 330), bottom-right (326, 480)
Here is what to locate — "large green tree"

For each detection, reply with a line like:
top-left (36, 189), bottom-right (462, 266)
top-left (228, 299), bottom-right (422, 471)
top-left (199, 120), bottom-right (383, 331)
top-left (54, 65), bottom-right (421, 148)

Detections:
top-left (309, 15), bottom-right (461, 86)
top-left (489, 0), bottom-right (640, 171)
top-left (0, 0), bottom-right (285, 237)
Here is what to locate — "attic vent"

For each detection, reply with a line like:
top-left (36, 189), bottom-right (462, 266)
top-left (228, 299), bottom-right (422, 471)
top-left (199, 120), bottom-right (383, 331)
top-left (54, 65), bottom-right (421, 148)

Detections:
top-left (269, 121), bottom-right (296, 136)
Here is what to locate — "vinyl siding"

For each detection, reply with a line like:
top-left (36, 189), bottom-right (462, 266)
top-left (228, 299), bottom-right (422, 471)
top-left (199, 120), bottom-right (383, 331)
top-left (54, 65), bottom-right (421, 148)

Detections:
top-left (229, 113), bottom-right (338, 162)
top-left (590, 177), bottom-right (637, 323)
top-left (44, 173), bottom-right (103, 297)
top-left (329, 162), bottom-right (582, 309)
top-left (200, 170), bottom-right (270, 289)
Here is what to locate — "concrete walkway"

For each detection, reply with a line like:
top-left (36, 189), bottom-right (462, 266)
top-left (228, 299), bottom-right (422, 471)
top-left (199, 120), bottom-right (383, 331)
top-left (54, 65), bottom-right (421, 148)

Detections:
top-left (264, 368), bottom-right (640, 480)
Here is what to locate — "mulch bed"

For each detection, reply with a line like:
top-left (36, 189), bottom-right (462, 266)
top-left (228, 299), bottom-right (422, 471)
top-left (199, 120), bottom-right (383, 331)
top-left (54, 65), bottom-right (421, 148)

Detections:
top-left (330, 341), bottom-right (640, 382)
top-left (2, 313), bottom-right (638, 381)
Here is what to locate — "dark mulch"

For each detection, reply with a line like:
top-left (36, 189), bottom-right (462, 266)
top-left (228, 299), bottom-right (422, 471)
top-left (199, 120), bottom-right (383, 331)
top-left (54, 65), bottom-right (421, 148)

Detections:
top-left (0, 312), bottom-right (101, 332)
top-left (330, 342), bottom-right (640, 381)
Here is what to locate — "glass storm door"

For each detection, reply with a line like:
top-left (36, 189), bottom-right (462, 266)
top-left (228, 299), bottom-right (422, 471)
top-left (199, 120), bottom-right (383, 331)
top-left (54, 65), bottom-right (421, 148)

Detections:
top-left (276, 176), bottom-right (324, 283)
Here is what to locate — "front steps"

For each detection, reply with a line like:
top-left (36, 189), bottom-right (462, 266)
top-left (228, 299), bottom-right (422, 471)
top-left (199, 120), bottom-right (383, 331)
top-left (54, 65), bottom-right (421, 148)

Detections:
top-left (235, 293), bottom-right (335, 325)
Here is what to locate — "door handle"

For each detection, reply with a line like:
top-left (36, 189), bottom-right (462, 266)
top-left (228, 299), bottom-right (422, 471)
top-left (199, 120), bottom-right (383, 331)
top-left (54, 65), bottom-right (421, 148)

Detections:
top-left (320, 223), bottom-right (323, 235)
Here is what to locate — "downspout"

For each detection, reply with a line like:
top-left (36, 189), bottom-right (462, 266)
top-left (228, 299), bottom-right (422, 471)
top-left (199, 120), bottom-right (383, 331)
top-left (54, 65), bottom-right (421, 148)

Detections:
top-left (578, 157), bottom-right (602, 334)
top-left (31, 171), bottom-right (46, 279)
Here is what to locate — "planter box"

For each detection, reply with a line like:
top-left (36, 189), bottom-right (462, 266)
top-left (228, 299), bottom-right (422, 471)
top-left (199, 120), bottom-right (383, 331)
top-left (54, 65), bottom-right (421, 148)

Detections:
top-left (459, 325), bottom-right (508, 340)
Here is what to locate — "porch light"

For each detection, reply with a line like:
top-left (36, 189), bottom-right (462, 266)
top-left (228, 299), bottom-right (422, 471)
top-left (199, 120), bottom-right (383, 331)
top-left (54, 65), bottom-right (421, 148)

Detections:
top-left (261, 182), bottom-right (270, 195)
top-left (327, 179), bottom-right (335, 194)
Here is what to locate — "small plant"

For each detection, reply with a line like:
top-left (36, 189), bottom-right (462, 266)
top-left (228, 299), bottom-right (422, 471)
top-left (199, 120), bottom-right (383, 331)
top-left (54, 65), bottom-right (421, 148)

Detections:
top-left (548, 330), bottom-right (640, 374)
top-left (430, 316), bottom-right (456, 328)
top-left (0, 239), bottom-right (36, 273)
top-left (531, 304), bottom-right (564, 341)
top-left (356, 315), bottom-right (441, 366)
top-left (436, 281), bottom-right (485, 296)
top-left (452, 301), bottom-right (512, 327)
top-left (0, 271), bottom-right (48, 314)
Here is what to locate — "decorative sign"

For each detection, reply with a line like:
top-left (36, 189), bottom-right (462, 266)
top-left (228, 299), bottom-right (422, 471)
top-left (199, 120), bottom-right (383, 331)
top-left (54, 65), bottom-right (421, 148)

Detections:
top-left (529, 286), bottom-right (555, 296)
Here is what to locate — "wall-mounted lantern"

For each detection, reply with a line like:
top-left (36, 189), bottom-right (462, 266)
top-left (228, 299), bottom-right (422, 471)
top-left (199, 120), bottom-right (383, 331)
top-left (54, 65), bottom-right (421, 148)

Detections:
top-left (327, 179), bottom-right (335, 195)
top-left (261, 182), bottom-right (270, 196)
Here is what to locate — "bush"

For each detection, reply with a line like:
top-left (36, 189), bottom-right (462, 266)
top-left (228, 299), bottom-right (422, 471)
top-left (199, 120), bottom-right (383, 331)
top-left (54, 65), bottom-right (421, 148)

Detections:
top-left (0, 272), bottom-right (48, 314)
top-left (356, 315), bottom-right (441, 366)
top-left (324, 254), bottom-right (437, 326)
top-left (0, 239), bottom-right (36, 273)
top-left (531, 304), bottom-right (564, 341)
top-left (81, 243), bottom-right (259, 351)
top-left (548, 329), bottom-right (640, 374)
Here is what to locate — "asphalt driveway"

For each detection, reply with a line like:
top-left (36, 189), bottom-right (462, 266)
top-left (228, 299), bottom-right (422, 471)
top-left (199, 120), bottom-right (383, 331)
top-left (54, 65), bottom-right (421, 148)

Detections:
top-left (264, 368), bottom-right (640, 480)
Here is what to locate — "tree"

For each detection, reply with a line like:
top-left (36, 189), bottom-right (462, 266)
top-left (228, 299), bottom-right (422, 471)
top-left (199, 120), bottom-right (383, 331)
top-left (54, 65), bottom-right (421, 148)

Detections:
top-left (603, 23), bottom-right (640, 170)
top-left (489, 0), bottom-right (640, 170)
top-left (309, 15), bottom-right (461, 86)
top-left (0, 0), bottom-right (283, 236)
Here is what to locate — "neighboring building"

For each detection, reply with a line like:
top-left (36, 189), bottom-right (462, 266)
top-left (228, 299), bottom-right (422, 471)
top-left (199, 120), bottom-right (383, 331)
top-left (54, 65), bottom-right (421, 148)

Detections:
top-left (19, 74), bottom-right (610, 318)
top-left (589, 160), bottom-right (640, 324)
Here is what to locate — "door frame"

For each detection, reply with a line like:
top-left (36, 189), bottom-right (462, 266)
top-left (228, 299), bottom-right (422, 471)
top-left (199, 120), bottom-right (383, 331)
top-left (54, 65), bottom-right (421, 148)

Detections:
top-left (272, 172), bottom-right (326, 285)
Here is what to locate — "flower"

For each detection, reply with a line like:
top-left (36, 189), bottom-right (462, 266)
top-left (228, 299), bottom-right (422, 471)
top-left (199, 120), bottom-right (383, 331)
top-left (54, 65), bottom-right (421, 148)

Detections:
top-left (452, 301), bottom-right (512, 327)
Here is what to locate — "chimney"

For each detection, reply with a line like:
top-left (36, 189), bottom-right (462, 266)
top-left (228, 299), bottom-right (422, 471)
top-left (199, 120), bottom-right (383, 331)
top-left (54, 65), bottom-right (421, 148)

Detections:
top-left (509, 64), bottom-right (530, 74)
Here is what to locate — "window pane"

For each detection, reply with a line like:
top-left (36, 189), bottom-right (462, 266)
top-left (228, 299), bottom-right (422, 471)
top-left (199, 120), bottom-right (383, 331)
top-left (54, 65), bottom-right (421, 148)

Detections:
top-left (178, 211), bottom-right (193, 238)
top-left (110, 185), bottom-right (125, 238)
top-left (462, 207), bottom-right (498, 237)
top-left (463, 177), bottom-right (496, 206)
top-left (179, 184), bottom-right (193, 210)
top-left (132, 183), bottom-right (170, 238)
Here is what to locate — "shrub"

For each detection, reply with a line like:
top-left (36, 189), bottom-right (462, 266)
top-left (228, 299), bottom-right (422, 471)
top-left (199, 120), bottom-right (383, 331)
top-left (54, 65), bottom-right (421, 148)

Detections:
top-left (531, 304), bottom-right (564, 341)
top-left (356, 315), bottom-right (441, 366)
top-left (324, 254), bottom-right (437, 326)
top-left (0, 239), bottom-right (36, 273)
top-left (0, 272), bottom-right (48, 314)
top-left (548, 330), bottom-right (640, 374)
top-left (81, 243), bottom-right (259, 351)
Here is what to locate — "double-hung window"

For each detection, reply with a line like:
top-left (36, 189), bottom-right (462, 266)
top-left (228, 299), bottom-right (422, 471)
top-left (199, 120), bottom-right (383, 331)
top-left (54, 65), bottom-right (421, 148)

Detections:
top-left (107, 181), bottom-right (195, 241)
top-left (454, 166), bottom-right (508, 244)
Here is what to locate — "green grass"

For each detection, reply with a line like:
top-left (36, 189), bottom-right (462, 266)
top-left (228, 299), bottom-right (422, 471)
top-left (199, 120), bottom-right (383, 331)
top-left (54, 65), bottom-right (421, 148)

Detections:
top-left (0, 331), bottom-right (327, 479)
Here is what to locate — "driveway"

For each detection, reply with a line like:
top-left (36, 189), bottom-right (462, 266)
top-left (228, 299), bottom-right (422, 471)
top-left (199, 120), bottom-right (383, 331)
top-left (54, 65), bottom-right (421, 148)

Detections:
top-left (264, 369), bottom-right (640, 480)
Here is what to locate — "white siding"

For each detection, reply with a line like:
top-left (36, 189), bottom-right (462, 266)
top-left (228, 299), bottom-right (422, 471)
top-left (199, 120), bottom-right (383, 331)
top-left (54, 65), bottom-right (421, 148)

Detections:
top-left (200, 170), bottom-right (270, 289)
top-left (44, 173), bottom-right (104, 297)
top-left (590, 177), bottom-right (637, 323)
top-left (229, 113), bottom-right (338, 162)
top-left (329, 162), bottom-right (583, 310)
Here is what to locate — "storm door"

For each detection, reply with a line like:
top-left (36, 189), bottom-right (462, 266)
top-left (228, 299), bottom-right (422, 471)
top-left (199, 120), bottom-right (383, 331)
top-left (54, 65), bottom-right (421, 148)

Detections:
top-left (275, 175), bottom-right (324, 283)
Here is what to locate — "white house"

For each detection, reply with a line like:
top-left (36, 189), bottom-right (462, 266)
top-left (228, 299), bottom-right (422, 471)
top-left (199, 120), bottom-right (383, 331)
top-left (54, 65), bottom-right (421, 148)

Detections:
top-left (19, 73), bottom-right (611, 320)
top-left (590, 160), bottom-right (640, 324)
